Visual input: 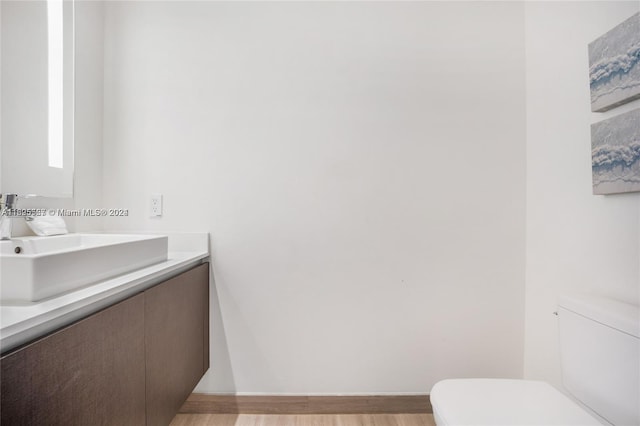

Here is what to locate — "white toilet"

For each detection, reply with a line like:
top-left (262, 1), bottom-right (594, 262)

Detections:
top-left (430, 294), bottom-right (640, 425)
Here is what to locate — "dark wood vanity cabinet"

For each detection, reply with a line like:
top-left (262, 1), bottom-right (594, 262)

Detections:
top-left (145, 263), bottom-right (209, 426)
top-left (0, 294), bottom-right (146, 426)
top-left (0, 262), bottom-right (209, 426)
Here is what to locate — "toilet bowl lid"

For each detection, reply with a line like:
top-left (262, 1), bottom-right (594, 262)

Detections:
top-left (430, 379), bottom-right (602, 426)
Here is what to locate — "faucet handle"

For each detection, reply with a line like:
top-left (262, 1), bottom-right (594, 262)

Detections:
top-left (0, 194), bottom-right (18, 210)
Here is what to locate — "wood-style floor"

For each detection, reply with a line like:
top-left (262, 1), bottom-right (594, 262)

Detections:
top-left (170, 414), bottom-right (436, 426)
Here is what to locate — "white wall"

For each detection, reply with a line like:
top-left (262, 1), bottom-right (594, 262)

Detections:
top-left (101, 1), bottom-right (527, 394)
top-left (524, 1), bottom-right (640, 389)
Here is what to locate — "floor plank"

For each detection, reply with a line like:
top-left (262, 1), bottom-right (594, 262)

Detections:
top-left (170, 414), bottom-right (436, 426)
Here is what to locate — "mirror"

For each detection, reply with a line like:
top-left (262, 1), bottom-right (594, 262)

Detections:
top-left (0, 0), bottom-right (74, 198)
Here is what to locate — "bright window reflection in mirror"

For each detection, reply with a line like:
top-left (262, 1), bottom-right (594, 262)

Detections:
top-left (47, 0), bottom-right (63, 169)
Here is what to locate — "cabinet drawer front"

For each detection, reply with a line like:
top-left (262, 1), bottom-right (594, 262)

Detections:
top-left (145, 263), bottom-right (209, 426)
top-left (1, 293), bottom-right (146, 426)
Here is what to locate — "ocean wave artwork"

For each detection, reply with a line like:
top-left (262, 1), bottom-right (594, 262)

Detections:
top-left (589, 12), bottom-right (640, 112)
top-left (591, 108), bottom-right (640, 195)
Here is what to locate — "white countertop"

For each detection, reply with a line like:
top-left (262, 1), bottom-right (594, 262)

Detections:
top-left (0, 232), bottom-right (210, 354)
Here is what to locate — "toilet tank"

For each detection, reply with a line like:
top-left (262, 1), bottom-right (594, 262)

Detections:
top-left (558, 295), bottom-right (639, 426)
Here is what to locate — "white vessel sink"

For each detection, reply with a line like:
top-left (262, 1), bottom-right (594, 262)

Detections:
top-left (0, 234), bottom-right (168, 303)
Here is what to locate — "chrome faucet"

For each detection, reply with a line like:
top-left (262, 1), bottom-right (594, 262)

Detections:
top-left (0, 194), bottom-right (19, 240)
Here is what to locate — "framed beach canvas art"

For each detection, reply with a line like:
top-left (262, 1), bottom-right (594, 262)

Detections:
top-left (588, 12), bottom-right (640, 112)
top-left (591, 108), bottom-right (640, 195)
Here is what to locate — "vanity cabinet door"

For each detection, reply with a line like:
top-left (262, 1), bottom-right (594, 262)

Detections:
top-left (0, 293), bottom-right (146, 426)
top-left (145, 263), bottom-right (209, 426)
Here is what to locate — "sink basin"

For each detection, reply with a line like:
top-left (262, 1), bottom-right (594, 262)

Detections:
top-left (0, 234), bottom-right (168, 302)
